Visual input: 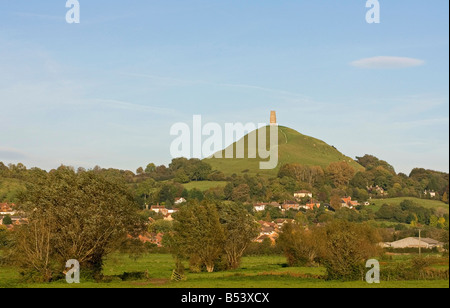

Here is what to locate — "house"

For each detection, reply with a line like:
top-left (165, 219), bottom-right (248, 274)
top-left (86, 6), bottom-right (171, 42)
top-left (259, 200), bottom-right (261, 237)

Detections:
top-left (385, 237), bottom-right (444, 249)
top-left (341, 197), bottom-right (359, 209)
top-left (150, 205), bottom-right (169, 216)
top-left (163, 213), bottom-right (174, 221)
top-left (294, 190), bottom-right (313, 199)
top-left (258, 220), bottom-right (278, 229)
top-left (268, 202), bottom-right (282, 210)
top-left (261, 226), bottom-right (276, 236)
top-left (255, 222), bottom-right (279, 244)
top-left (174, 197), bottom-right (187, 205)
top-left (168, 208), bottom-right (179, 214)
top-left (253, 203), bottom-right (268, 212)
top-left (163, 209), bottom-right (179, 221)
top-left (11, 216), bottom-right (27, 226)
top-left (0, 203), bottom-right (16, 216)
top-left (424, 190), bottom-right (437, 198)
top-left (305, 200), bottom-right (321, 210)
top-left (134, 232), bottom-right (164, 247)
top-left (368, 185), bottom-right (388, 197)
top-left (282, 201), bottom-right (300, 211)
top-left (298, 204), bottom-right (311, 210)
top-left (274, 219), bottom-right (294, 228)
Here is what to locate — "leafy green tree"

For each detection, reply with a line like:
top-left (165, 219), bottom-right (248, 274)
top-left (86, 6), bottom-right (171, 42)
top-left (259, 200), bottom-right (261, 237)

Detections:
top-left (136, 167), bottom-right (144, 176)
top-left (232, 184), bottom-right (250, 202)
top-left (148, 219), bottom-right (173, 234)
top-left (16, 166), bottom-right (145, 281)
top-left (145, 163), bottom-right (156, 174)
top-left (356, 155), bottom-right (396, 174)
top-left (2, 215), bottom-right (12, 226)
top-left (218, 203), bottom-right (259, 269)
top-left (326, 162), bottom-right (355, 188)
top-left (278, 223), bottom-right (320, 266)
top-left (136, 179), bottom-right (158, 205)
top-left (188, 188), bottom-right (204, 201)
top-left (319, 221), bottom-right (381, 281)
top-left (0, 225), bottom-right (10, 248)
top-left (171, 201), bottom-right (224, 272)
top-left (442, 192), bottom-right (449, 204)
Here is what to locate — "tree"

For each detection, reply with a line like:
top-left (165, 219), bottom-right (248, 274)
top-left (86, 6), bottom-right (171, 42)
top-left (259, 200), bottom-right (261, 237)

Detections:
top-left (356, 155), bottom-right (396, 174)
top-left (171, 201), bottom-right (224, 272)
top-left (2, 215), bottom-right (12, 226)
top-left (278, 223), bottom-right (320, 267)
top-left (0, 225), bottom-right (10, 249)
top-left (16, 166), bottom-right (145, 281)
top-left (443, 192), bottom-right (449, 204)
top-left (232, 184), bottom-right (250, 202)
top-left (136, 167), bottom-right (145, 176)
top-left (145, 163), bottom-right (156, 174)
top-left (278, 163), bottom-right (324, 187)
top-left (13, 217), bottom-right (54, 282)
top-left (319, 221), bottom-right (381, 281)
top-left (148, 219), bottom-right (173, 234)
top-left (330, 195), bottom-right (342, 210)
top-left (218, 203), bottom-right (259, 269)
top-left (326, 162), bottom-right (355, 188)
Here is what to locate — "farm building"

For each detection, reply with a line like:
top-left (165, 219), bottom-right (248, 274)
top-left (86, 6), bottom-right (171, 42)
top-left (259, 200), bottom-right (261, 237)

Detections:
top-left (385, 237), bottom-right (444, 249)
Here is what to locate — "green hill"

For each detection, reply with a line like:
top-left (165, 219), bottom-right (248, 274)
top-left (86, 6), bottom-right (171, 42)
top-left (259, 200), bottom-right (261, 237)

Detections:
top-left (205, 126), bottom-right (364, 177)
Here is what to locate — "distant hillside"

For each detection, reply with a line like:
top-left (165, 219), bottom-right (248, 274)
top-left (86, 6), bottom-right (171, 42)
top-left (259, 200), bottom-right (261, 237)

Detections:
top-left (370, 197), bottom-right (449, 214)
top-left (206, 126), bottom-right (364, 177)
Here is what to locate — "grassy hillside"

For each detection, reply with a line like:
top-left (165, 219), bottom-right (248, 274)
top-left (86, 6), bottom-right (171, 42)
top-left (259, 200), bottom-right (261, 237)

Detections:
top-left (369, 197), bottom-right (449, 214)
top-left (182, 181), bottom-right (228, 191)
top-left (206, 126), bottom-right (364, 177)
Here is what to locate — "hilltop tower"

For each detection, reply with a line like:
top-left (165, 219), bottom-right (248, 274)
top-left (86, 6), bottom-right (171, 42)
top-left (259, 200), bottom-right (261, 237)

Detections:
top-left (270, 111), bottom-right (277, 125)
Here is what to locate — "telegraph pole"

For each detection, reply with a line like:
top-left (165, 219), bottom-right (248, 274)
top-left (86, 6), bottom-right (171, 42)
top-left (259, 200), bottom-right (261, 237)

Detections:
top-left (418, 228), bottom-right (422, 257)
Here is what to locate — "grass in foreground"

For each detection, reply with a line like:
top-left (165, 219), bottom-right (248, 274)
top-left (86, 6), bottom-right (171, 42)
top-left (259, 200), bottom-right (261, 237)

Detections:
top-left (0, 254), bottom-right (448, 288)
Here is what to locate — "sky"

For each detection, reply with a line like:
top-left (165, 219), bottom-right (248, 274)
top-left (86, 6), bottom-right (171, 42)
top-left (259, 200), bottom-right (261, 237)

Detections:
top-left (0, 0), bottom-right (448, 175)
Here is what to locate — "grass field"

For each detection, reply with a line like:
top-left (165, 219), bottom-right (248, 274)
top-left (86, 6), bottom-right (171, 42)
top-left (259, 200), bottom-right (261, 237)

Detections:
top-left (1, 254), bottom-right (448, 288)
top-left (369, 197), bottom-right (449, 214)
top-left (182, 181), bottom-right (228, 191)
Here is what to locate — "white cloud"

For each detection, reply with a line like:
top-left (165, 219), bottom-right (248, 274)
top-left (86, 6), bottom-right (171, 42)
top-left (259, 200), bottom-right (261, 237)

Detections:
top-left (350, 56), bottom-right (425, 69)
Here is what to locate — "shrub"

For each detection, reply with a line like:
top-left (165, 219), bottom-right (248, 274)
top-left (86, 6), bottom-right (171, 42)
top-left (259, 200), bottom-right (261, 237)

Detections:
top-left (319, 221), bottom-right (382, 281)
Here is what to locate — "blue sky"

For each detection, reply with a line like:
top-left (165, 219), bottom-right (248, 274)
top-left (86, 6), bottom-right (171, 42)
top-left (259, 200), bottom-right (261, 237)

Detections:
top-left (0, 0), bottom-right (448, 174)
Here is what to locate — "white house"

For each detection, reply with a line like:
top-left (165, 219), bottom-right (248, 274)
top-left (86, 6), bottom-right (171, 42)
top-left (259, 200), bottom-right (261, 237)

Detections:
top-left (424, 190), bottom-right (437, 198)
top-left (174, 197), bottom-right (187, 205)
top-left (294, 190), bottom-right (313, 199)
top-left (253, 203), bottom-right (267, 212)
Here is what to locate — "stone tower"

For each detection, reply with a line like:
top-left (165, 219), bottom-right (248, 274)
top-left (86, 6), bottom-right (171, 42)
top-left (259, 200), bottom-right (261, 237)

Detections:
top-left (270, 111), bottom-right (277, 125)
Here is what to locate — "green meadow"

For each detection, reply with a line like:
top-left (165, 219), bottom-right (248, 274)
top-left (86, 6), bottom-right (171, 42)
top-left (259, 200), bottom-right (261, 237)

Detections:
top-left (1, 254), bottom-right (448, 288)
top-left (369, 197), bottom-right (449, 214)
top-left (181, 181), bottom-right (228, 191)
